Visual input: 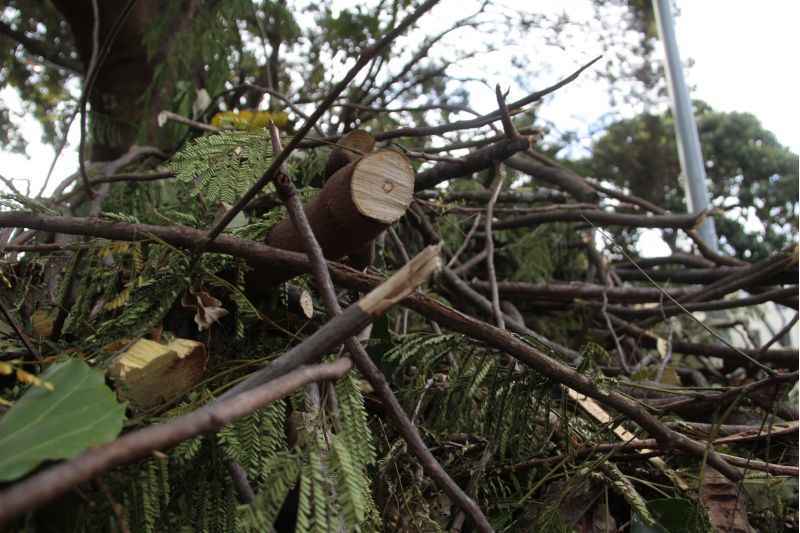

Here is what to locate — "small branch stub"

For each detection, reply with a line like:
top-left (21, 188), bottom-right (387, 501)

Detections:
top-left (287, 285), bottom-right (314, 319)
top-left (324, 129), bottom-right (376, 180)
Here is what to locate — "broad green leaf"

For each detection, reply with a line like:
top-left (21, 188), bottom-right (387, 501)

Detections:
top-left (0, 358), bottom-right (126, 481)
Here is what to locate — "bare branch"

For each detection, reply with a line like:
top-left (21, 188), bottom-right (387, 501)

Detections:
top-left (203, 0), bottom-right (442, 244)
top-left (0, 359), bottom-right (353, 524)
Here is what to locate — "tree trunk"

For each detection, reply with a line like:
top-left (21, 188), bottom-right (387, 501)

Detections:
top-left (51, 0), bottom-right (195, 160)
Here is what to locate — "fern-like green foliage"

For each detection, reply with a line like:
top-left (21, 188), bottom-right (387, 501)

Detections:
top-left (239, 452), bottom-right (302, 532)
top-left (90, 259), bottom-right (191, 349)
top-left (283, 371), bottom-right (379, 533)
top-left (380, 332), bottom-right (559, 529)
top-left (171, 129), bottom-right (273, 204)
top-left (87, 368), bottom-right (380, 533)
top-left (219, 401), bottom-right (287, 484)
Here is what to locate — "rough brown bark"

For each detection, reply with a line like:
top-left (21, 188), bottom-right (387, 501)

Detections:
top-left (51, 0), bottom-right (160, 159)
top-left (493, 207), bottom-right (704, 230)
top-left (414, 136), bottom-right (531, 191)
top-left (470, 280), bottom-right (697, 303)
top-left (506, 153), bottom-right (598, 201)
top-left (50, 0), bottom-right (204, 160)
top-left (249, 149), bottom-right (414, 290)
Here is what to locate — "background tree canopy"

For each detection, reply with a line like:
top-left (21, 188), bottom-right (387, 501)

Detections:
top-left (0, 1), bottom-right (797, 532)
top-left (571, 101), bottom-right (799, 261)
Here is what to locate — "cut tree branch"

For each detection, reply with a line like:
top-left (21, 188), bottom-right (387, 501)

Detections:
top-left (248, 148), bottom-right (414, 291)
top-left (0, 212), bottom-right (784, 481)
top-left (0, 359), bottom-right (353, 525)
top-left (506, 152), bottom-right (598, 201)
top-left (470, 280), bottom-right (698, 303)
top-left (267, 124), bottom-right (493, 532)
top-left (202, 0), bottom-right (441, 243)
top-left (414, 136), bottom-right (531, 191)
top-left (493, 207), bottom-right (707, 230)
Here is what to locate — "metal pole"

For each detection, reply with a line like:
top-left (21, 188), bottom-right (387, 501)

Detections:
top-left (652, 0), bottom-right (718, 251)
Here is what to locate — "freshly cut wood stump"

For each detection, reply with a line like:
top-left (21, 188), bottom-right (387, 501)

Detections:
top-left (324, 129), bottom-right (376, 180)
top-left (248, 149), bottom-right (414, 290)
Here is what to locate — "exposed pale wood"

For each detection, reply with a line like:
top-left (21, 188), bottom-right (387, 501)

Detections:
top-left (566, 388), bottom-right (689, 491)
top-left (109, 338), bottom-right (207, 409)
top-left (287, 285), bottom-right (314, 319)
top-left (351, 149), bottom-right (414, 223)
top-left (324, 129), bottom-right (375, 179)
top-left (359, 244), bottom-right (441, 315)
top-left (30, 309), bottom-right (56, 338)
top-left (255, 149), bottom-right (415, 290)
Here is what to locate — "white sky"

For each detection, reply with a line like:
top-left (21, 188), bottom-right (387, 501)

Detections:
top-left (677, 1), bottom-right (799, 153)
top-left (515, 1), bottom-right (800, 155)
top-left (0, 0), bottom-right (797, 198)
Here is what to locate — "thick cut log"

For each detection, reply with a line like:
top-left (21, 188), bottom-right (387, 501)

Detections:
top-left (249, 149), bottom-right (414, 290)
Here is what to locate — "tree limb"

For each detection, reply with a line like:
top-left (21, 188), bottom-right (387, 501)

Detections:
top-left (0, 359), bottom-right (353, 525)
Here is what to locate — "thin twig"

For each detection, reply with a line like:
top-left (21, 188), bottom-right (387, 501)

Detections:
top-left (97, 478), bottom-right (131, 533)
top-left (446, 214), bottom-right (482, 268)
top-left (157, 110), bottom-right (220, 132)
top-left (37, 109), bottom-right (79, 198)
top-left (484, 166), bottom-right (505, 329)
top-left (77, 0), bottom-right (102, 199)
top-left (602, 288), bottom-right (630, 373)
top-left (387, 227), bottom-right (411, 264)
top-left (590, 223), bottom-right (776, 375)
top-left (0, 298), bottom-right (39, 360)
top-left (202, 0), bottom-right (441, 244)
top-left (268, 124), bottom-right (492, 532)
top-left (0, 359), bottom-right (353, 524)
top-left (654, 292), bottom-right (674, 383)
top-left (387, 227), bottom-right (411, 333)
top-left (758, 312), bottom-right (799, 356)
top-left (77, 0), bottom-right (140, 199)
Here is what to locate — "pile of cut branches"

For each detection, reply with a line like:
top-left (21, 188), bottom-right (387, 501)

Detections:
top-left (0, 3), bottom-right (797, 531)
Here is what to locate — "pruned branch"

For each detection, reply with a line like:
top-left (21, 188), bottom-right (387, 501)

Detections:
top-left (0, 359), bottom-right (353, 524)
top-left (203, 0), bottom-right (441, 243)
top-left (268, 125), bottom-right (493, 532)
